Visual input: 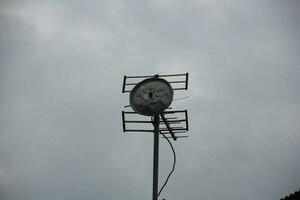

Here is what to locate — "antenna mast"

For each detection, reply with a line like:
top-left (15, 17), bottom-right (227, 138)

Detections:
top-left (121, 73), bottom-right (189, 200)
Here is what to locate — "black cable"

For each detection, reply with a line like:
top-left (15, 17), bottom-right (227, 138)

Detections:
top-left (157, 130), bottom-right (176, 197)
top-left (150, 116), bottom-right (177, 198)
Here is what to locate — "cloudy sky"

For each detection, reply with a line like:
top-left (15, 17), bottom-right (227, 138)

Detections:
top-left (1, 0), bottom-right (300, 199)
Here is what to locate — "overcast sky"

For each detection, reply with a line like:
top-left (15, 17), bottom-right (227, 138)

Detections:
top-left (1, 0), bottom-right (300, 200)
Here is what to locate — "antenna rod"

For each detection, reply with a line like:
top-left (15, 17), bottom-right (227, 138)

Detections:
top-left (152, 114), bottom-right (160, 200)
top-left (160, 114), bottom-right (177, 140)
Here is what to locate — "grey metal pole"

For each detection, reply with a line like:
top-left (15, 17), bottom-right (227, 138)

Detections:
top-left (152, 114), bottom-right (160, 200)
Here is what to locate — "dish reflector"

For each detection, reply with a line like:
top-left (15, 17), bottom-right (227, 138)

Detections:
top-left (130, 77), bottom-right (174, 116)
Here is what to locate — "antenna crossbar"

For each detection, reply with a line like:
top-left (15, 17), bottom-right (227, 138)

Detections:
top-left (122, 110), bottom-right (189, 138)
top-left (122, 73), bottom-right (189, 93)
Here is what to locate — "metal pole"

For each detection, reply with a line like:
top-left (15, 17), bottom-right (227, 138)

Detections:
top-left (152, 114), bottom-right (160, 200)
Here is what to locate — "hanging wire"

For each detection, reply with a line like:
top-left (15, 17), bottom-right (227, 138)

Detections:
top-left (150, 116), bottom-right (177, 198)
top-left (157, 130), bottom-right (176, 197)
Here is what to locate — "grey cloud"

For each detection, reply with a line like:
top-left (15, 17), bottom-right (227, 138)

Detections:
top-left (0, 0), bottom-right (300, 200)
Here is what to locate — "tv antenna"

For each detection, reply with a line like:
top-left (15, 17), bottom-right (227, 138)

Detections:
top-left (121, 73), bottom-right (189, 200)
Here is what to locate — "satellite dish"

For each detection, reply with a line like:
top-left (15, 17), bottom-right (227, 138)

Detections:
top-left (130, 76), bottom-right (174, 116)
